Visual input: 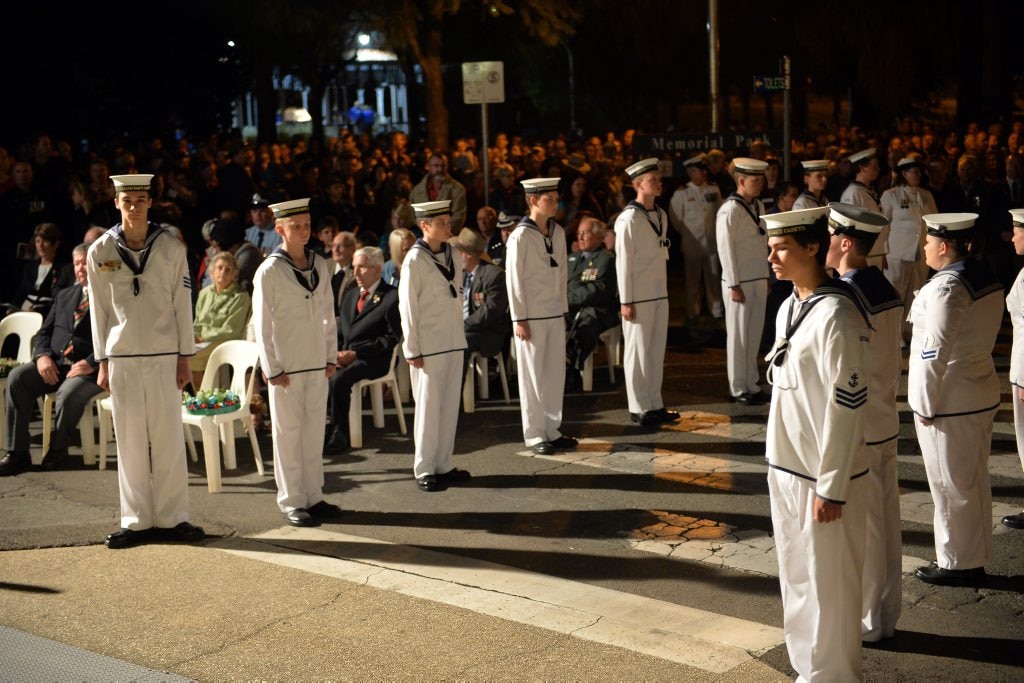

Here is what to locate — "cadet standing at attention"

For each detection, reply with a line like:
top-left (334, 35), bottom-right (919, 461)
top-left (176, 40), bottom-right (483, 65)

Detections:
top-left (89, 174), bottom-right (203, 549)
top-left (792, 159), bottom-right (830, 210)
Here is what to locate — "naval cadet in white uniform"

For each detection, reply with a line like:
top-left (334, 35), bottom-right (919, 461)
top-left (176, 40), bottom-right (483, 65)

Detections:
top-left (252, 198), bottom-right (341, 527)
top-left (824, 202), bottom-right (904, 642)
top-left (763, 205), bottom-right (872, 682)
top-left (399, 200), bottom-right (472, 492)
top-left (909, 212), bottom-right (1003, 586)
top-left (89, 174), bottom-right (203, 549)
top-left (506, 178), bottom-right (578, 454)
top-left (841, 148), bottom-right (888, 269)
top-left (1004, 208), bottom-right (1024, 530)
top-left (792, 159), bottom-right (829, 211)
top-left (616, 158), bottom-right (679, 426)
top-left (669, 153), bottom-right (723, 320)
top-left (716, 157), bottom-right (770, 404)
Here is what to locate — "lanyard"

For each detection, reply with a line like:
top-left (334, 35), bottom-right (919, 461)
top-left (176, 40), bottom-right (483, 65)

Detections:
top-left (414, 239), bottom-right (458, 297)
top-left (270, 248), bottom-right (320, 293)
top-left (520, 217), bottom-right (559, 268)
top-left (766, 282), bottom-right (866, 371)
top-left (726, 194), bottom-right (765, 234)
top-left (627, 201), bottom-right (670, 248)
top-left (113, 225), bottom-right (165, 297)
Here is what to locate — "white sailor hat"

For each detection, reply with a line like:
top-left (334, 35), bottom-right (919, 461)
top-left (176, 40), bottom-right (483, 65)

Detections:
top-left (921, 212), bottom-right (979, 237)
top-left (896, 156), bottom-right (924, 171)
top-left (625, 157), bottom-right (660, 179)
top-left (761, 206), bottom-right (830, 237)
top-left (109, 174), bottom-right (154, 193)
top-left (732, 157), bottom-right (768, 176)
top-left (848, 148), bottom-right (877, 165)
top-left (520, 177), bottom-right (561, 194)
top-left (683, 153), bottom-right (708, 169)
top-left (800, 159), bottom-right (829, 173)
top-left (496, 212), bottom-right (520, 229)
top-left (411, 200), bottom-right (452, 219)
top-left (269, 198), bottom-right (311, 219)
top-left (1010, 208), bottom-right (1024, 228)
top-left (827, 202), bottom-right (889, 238)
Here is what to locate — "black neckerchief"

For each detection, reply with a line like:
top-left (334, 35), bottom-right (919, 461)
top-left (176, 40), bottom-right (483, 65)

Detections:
top-left (766, 280), bottom-right (870, 372)
top-left (112, 223), bottom-right (166, 297)
top-left (413, 239), bottom-right (458, 297)
top-left (725, 193), bottom-right (765, 234)
top-left (627, 200), bottom-right (670, 248)
top-left (520, 217), bottom-right (558, 268)
top-left (269, 247), bottom-right (320, 293)
top-left (851, 180), bottom-right (879, 203)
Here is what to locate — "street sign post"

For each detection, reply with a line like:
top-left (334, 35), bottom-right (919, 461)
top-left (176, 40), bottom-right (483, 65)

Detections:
top-left (752, 58), bottom-right (792, 180)
top-left (462, 61), bottom-right (506, 209)
top-left (752, 75), bottom-right (786, 94)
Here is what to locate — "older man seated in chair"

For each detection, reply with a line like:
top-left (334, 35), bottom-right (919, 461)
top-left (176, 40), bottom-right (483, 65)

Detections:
top-left (325, 246), bottom-right (401, 454)
top-left (565, 216), bottom-right (619, 391)
top-left (452, 229), bottom-right (509, 382)
top-left (0, 244), bottom-right (104, 475)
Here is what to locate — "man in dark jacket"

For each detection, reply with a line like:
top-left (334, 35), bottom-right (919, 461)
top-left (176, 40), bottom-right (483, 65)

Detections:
top-left (451, 229), bottom-right (509, 370)
top-left (566, 216), bottom-right (619, 391)
top-left (0, 244), bottom-right (104, 474)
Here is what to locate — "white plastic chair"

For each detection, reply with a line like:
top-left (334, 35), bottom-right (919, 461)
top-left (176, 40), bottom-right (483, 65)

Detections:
top-left (582, 325), bottom-right (622, 392)
top-left (349, 346), bottom-right (407, 448)
top-left (0, 311), bottom-right (44, 448)
top-left (41, 390), bottom-right (108, 466)
top-left (462, 351), bottom-right (510, 413)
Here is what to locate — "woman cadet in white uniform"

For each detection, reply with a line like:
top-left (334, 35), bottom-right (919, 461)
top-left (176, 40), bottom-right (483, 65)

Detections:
top-left (715, 157), bottom-right (770, 404)
top-left (617, 157), bottom-right (680, 426)
top-left (763, 205), bottom-right (872, 682)
top-left (253, 198), bottom-right (341, 527)
top-left (791, 160), bottom-right (829, 211)
top-left (880, 156), bottom-right (937, 330)
top-left (1004, 208), bottom-right (1024, 530)
top-left (506, 177), bottom-right (578, 455)
top-left (400, 200), bottom-right (471, 492)
top-left (89, 174), bottom-right (202, 549)
top-left (909, 212), bottom-right (1003, 586)
top-left (668, 153), bottom-right (723, 320)
top-left (824, 202), bottom-right (904, 642)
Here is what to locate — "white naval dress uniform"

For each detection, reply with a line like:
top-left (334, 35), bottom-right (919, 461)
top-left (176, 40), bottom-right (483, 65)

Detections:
top-left (399, 241), bottom-right (467, 477)
top-left (841, 181), bottom-right (888, 267)
top-left (908, 259), bottom-right (1003, 570)
top-left (842, 267), bottom-right (904, 641)
top-left (88, 224), bottom-right (195, 530)
top-left (715, 194), bottom-right (768, 397)
top-left (880, 185), bottom-right (936, 315)
top-left (1008, 266), bottom-right (1024, 481)
top-left (506, 218), bottom-right (568, 445)
top-left (765, 283), bottom-right (871, 683)
top-left (792, 191), bottom-right (827, 212)
top-left (252, 248), bottom-right (337, 513)
top-left (615, 201), bottom-right (670, 415)
top-left (669, 182), bottom-right (723, 318)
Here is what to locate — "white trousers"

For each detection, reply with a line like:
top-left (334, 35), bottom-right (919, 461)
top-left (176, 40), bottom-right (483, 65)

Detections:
top-left (915, 412), bottom-right (995, 569)
top-left (410, 351), bottom-right (461, 478)
top-left (108, 356), bottom-right (189, 530)
top-left (1013, 384), bottom-right (1024, 474)
top-left (269, 371), bottom-right (328, 512)
top-left (861, 437), bottom-right (902, 641)
top-left (883, 259), bottom-right (924, 337)
top-left (722, 279), bottom-right (767, 397)
top-left (769, 468), bottom-right (866, 683)
top-left (622, 298), bottom-right (668, 414)
top-left (681, 232), bottom-right (723, 318)
top-left (514, 318), bottom-right (565, 446)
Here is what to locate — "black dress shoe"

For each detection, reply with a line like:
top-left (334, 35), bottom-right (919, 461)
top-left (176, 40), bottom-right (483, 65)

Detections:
top-left (105, 527), bottom-right (154, 549)
top-left (629, 412), bottom-right (661, 427)
top-left (155, 521), bottom-right (206, 542)
top-left (417, 474), bottom-right (442, 492)
top-left (323, 428), bottom-right (350, 455)
top-left (1001, 512), bottom-right (1024, 529)
top-left (308, 500), bottom-right (345, 519)
top-left (0, 451), bottom-right (31, 477)
top-left (437, 468), bottom-right (472, 483)
top-left (40, 448), bottom-right (69, 471)
top-left (284, 509), bottom-right (320, 527)
top-left (653, 408), bottom-right (681, 423)
top-left (915, 564), bottom-right (986, 587)
top-left (550, 435), bottom-right (578, 450)
top-left (530, 442), bottom-right (555, 455)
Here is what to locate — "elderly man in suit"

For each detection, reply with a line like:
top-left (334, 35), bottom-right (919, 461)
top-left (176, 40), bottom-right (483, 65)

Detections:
top-left (451, 229), bottom-right (509, 374)
top-left (565, 216), bottom-right (619, 391)
top-left (325, 245), bottom-right (401, 453)
top-left (0, 244), bottom-right (104, 475)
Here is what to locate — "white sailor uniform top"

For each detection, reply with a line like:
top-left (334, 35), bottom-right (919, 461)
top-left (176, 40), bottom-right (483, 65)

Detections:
top-left (907, 259), bottom-right (1003, 419)
top-left (715, 194), bottom-right (768, 288)
top-left (765, 282), bottom-right (872, 503)
top-left (669, 182), bottom-right (721, 247)
top-left (614, 201), bottom-right (670, 306)
top-left (841, 181), bottom-right (888, 259)
top-left (88, 223), bottom-right (194, 361)
top-left (506, 217), bottom-right (569, 322)
top-left (792, 190), bottom-right (827, 211)
top-left (399, 240), bottom-right (467, 359)
top-left (879, 185), bottom-right (936, 262)
top-left (252, 248), bottom-right (337, 379)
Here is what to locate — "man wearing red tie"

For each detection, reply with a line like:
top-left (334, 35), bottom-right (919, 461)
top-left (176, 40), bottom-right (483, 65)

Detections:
top-left (0, 244), bottom-right (104, 475)
top-left (326, 246), bottom-right (401, 453)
